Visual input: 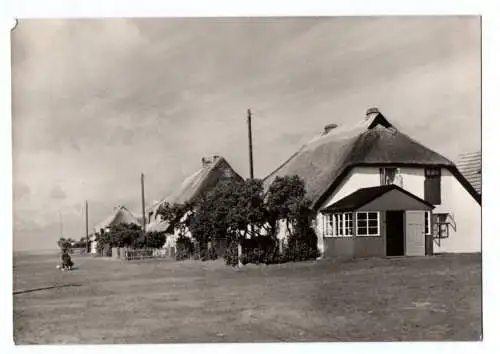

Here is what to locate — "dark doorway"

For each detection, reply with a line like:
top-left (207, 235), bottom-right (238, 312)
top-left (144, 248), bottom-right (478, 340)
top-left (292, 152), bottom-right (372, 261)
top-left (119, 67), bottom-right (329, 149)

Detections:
top-left (386, 211), bottom-right (405, 256)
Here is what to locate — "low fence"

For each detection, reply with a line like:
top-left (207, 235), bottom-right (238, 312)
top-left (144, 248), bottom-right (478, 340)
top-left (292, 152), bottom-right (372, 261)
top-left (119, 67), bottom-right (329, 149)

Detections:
top-left (112, 247), bottom-right (169, 261)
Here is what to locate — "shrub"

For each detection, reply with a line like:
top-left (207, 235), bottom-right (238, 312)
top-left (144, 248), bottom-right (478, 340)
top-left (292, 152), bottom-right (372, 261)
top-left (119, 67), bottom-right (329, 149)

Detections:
top-left (176, 235), bottom-right (194, 261)
top-left (285, 224), bottom-right (320, 262)
top-left (144, 232), bottom-right (166, 249)
top-left (207, 245), bottom-right (218, 260)
top-left (224, 240), bottom-right (239, 266)
top-left (199, 241), bottom-right (219, 261)
top-left (240, 235), bottom-right (284, 265)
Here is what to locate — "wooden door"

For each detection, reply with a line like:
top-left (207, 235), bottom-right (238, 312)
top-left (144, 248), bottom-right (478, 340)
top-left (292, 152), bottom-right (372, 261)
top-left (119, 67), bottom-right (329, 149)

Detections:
top-left (405, 211), bottom-right (425, 256)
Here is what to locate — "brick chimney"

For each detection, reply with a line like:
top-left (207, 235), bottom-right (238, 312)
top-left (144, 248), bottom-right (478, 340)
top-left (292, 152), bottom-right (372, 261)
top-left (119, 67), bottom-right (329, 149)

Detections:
top-left (201, 157), bottom-right (211, 167)
top-left (323, 123), bottom-right (338, 135)
top-left (365, 107), bottom-right (380, 120)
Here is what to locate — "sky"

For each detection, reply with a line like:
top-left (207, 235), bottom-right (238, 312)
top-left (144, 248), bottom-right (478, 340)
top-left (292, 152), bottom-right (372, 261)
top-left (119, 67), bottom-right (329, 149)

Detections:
top-left (11, 16), bottom-right (480, 251)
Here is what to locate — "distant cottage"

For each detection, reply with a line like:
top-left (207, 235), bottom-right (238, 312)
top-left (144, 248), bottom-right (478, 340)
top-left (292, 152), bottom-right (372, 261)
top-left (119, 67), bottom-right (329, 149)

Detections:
top-left (146, 155), bottom-right (244, 256)
top-left (89, 205), bottom-right (142, 255)
top-left (264, 108), bottom-right (481, 258)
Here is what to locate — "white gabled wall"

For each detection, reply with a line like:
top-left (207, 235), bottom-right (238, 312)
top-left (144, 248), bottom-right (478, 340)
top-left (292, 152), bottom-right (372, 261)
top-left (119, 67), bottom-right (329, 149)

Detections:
top-left (433, 169), bottom-right (481, 253)
top-left (316, 166), bottom-right (481, 256)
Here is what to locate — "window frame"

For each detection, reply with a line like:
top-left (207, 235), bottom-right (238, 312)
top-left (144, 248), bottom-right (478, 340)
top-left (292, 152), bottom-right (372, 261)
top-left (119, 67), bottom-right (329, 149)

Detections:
top-left (335, 213), bottom-right (344, 236)
top-left (356, 211), bottom-right (380, 236)
top-left (424, 211), bottom-right (432, 235)
top-left (432, 213), bottom-right (450, 239)
top-left (344, 212), bottom-right (353, 236)
top-left (324, 213), bottom-right (334, 237)
top-left (380, 167), bottom-right (397, 185)
top-left (323, 212), bottom-right (353, 238)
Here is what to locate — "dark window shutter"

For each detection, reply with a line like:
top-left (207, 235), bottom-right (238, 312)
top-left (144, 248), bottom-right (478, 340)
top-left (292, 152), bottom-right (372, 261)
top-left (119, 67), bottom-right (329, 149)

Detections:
top-left (424, 175), bottom-right (441, 205)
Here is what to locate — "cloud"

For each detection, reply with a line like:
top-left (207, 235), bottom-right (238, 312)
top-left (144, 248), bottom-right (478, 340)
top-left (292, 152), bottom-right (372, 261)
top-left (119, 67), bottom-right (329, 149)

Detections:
top-left (50, 186), bottom-right (67, 200)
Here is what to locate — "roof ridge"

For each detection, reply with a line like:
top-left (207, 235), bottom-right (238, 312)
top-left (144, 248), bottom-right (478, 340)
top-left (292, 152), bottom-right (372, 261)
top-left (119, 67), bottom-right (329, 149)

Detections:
top-left (264, 113), bottom-right (384, 183)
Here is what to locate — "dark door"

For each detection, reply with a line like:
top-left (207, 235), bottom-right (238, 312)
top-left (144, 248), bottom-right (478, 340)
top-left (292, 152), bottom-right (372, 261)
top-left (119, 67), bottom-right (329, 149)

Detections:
top-left (425, 234), bottom-right (434, 256)
top-left (386, 211), bottom-right (405, 256)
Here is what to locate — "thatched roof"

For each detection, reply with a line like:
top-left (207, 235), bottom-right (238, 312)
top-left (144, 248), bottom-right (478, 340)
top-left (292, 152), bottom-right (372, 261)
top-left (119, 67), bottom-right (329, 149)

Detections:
top-left (456, 151), bottom-right (481, 195)
top-left (94, 205), bottom-right (141, 233)
top-left (263, 108), bottom-right (478, 210)
top-left (146, 155), bottom-right (243, 232)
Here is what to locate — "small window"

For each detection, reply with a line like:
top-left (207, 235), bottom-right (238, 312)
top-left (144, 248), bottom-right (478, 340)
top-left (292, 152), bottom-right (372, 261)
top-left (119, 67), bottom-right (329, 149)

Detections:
top-left (432, 213), bottom-right (449, 239)
top-left (380, 168), bottom-right (397, 185)
top-left (424, 168), bottom-right (441, 205)
top-left (334, 213), bottom-right (353, 237)
top-left (324, 213), bottom-right (353, 237)
top-left (357, 212), bottom-right (380, 236)
top-left (324, 214), bottom-right (334, 237)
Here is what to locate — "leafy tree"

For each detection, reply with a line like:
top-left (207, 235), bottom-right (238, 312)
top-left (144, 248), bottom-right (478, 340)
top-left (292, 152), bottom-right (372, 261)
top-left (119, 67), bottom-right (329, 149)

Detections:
top-left (95, 223), bottom-right (143, 250)
top-left (176, 235), bottom-right (194, 260)
top-left (156, 202), bottom-right (193, 232)
top-left (144, 231), bottom-right (167, 249)
top-left (265, 175), bottom-right (319, 262)
top-left (266, 175), bottom-right (308, 236)
top-left (189, 180), bottom-right (239, 244)
top-left (189, 179), bottom-right (271, 265)
top-left (285, 196), bottom-right (319, 261)
top-left (70, 237), bottom-right (87, 249)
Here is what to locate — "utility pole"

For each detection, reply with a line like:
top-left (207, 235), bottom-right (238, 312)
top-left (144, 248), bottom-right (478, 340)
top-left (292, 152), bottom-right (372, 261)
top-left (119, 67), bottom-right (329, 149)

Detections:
top-left (247, 108), bottom-right (254, 179)
top-left (243, 108), bottom-right (256, 268)
top-left (85, 200), bottom-right (89, 253)
top-left (141, 173), bottom-right (146, 235)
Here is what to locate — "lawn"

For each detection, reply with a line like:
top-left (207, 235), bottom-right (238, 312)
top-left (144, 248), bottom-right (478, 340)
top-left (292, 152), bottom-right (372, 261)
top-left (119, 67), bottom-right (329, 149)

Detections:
top-left (13, 252), bottom-right (482, 344)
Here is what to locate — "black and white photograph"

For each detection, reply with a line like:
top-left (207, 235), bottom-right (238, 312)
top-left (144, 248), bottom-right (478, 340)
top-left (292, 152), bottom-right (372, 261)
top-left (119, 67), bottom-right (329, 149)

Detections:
top-left (10, 13), bottom-right (484, 345)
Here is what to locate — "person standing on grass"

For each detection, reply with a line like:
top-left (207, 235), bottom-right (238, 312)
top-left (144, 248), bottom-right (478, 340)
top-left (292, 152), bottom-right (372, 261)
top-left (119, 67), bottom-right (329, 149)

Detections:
top-left (61, 249), bottom-right (73, 271)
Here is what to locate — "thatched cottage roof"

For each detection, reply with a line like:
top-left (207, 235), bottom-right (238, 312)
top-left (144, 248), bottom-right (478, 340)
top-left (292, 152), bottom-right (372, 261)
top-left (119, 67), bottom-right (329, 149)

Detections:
top-left (146, 155), bottom-right (243, 232)
top-left (94, 205), bottom-right (141, 233)
top-left (263, 108), bottom-right (480, 210)
top-left (456, 151), bottom-right (481, 195)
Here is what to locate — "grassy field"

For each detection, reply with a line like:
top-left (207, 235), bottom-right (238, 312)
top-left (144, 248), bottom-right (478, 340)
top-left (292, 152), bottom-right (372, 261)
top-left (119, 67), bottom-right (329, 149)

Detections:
top-left (13, 252), bottom-right (482, 344)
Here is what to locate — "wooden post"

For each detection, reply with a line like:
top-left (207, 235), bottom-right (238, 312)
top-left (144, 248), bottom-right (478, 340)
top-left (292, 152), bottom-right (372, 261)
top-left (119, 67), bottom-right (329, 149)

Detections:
top-left (85, 200), bottom-right (89, 253)
top-left (238, 243), bottom-right (243, 267)
top-left (247, 108), bottom-right (254, 179)
top-left (141, 173), bottom-right (146, 233)
top-left (243, 109), bottom-right (256, 267)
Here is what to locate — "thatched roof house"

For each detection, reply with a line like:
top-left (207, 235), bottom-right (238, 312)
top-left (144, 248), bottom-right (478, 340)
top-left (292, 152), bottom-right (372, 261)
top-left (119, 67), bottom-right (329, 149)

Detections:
top-left (146, 155), bottom-right (243, 232)
top-left (90, 205), bottom-right (142, 254)
top-left (263, 108), bottom-right (480, 211)
top-left (94, 205), bottom-right (141, 233)
top-left (265, 107), bottom-right (480, 258)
